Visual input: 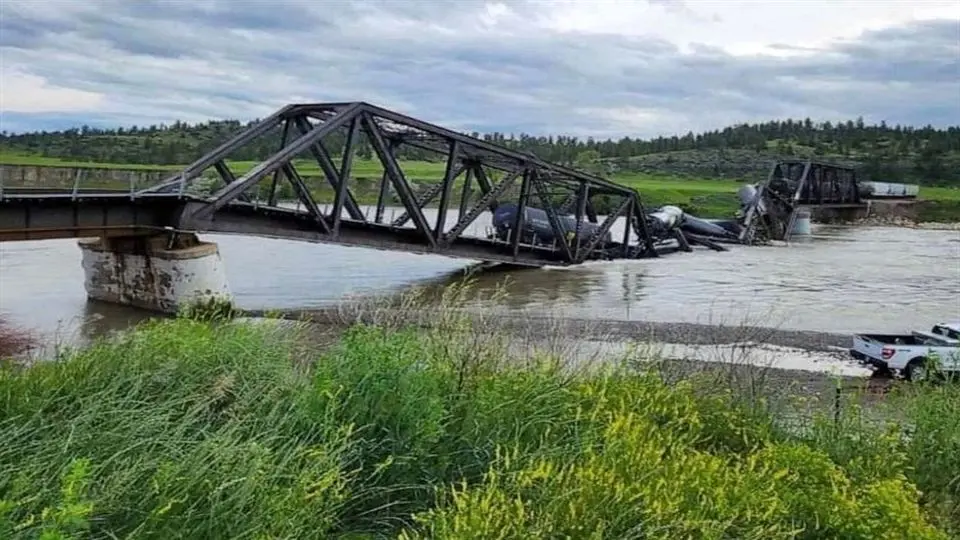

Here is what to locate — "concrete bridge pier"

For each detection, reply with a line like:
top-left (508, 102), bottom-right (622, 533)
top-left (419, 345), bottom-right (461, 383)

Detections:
top-left (78, 233), bottom-right (232, 313)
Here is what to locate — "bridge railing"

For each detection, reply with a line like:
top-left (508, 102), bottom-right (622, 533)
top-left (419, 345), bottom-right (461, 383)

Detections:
top-left (0, 163), bottom-right (183, 197)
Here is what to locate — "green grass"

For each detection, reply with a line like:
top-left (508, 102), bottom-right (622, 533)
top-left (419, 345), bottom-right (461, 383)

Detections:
top-left (1, 289), bottom-right (959, 539)
top-left (0, 152), bottom-right (184, 171)
top-left (920, 186), bottom-right (960, 202)
top-left (3, 151), bottom-right (960, 220)
top-left (0, 152), bottom-right (755, 218)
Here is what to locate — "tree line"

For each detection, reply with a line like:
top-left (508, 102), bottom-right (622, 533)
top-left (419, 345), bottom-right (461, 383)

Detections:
top-left (2, 116), bottom-right (959, 185)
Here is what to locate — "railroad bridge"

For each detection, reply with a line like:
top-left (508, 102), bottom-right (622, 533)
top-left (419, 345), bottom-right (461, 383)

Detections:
top-left (0, 101), bottom-right (870, 312)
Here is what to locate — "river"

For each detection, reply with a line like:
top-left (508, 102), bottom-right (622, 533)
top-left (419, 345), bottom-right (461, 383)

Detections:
top-left (1, 205), bottom-right (958, 351)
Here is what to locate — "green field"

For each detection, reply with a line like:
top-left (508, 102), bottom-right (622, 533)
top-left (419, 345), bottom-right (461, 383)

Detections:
top-left (2, 151), bottom-right (959, 220)
top-left (2, 293), bottom-right (958, 539)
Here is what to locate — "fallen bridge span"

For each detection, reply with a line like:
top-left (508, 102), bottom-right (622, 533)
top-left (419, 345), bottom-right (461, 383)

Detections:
top-left (0, 101), bottom-right (870, 312)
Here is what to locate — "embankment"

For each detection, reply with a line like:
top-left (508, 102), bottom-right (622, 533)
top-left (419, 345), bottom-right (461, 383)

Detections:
top-left (808, 198), bottom-right (960, 227)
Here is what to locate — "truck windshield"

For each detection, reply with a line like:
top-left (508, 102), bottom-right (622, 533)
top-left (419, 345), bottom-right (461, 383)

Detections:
top-left (932, 326), bottom-right (960, 341)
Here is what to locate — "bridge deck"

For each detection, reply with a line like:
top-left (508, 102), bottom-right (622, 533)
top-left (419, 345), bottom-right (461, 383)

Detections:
top-left (0, 190), bottom-right (644, 265)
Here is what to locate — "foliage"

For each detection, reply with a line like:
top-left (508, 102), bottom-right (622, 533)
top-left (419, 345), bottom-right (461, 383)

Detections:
top-left (2, 116), bottom-right (959, 185)
top-left (0, 318), bottom-right (957, 538)
top-left (177, 295), bottom-right (240, 322)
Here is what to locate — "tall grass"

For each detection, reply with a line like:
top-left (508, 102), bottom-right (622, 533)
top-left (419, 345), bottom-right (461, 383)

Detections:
top-left (1, 298), bottom-right (958, 538)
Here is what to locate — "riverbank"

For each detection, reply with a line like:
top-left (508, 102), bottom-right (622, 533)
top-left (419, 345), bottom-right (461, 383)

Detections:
top-left (1, 315), bottom-right (957, 538)
top-left (249, 306), bottom-right (876, 397)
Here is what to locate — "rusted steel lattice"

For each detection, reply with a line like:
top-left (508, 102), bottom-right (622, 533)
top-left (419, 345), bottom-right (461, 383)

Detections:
top-left (137, 101), bottom-right (662, 265)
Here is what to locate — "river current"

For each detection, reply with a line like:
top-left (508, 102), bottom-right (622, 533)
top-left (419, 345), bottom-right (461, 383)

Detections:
top-left (1, 205), bottom-right (957, 351)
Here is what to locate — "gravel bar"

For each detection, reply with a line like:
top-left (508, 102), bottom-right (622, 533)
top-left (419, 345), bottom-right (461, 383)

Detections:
top-left (243, 307), bottom-right (852, 353)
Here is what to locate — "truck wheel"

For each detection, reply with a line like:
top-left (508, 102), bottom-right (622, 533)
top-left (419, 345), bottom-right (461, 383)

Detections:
top-left (903, 357), bottom-right (931, 382)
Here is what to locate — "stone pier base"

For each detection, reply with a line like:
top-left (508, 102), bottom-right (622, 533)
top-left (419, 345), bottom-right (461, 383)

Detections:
top-left (78, 233), bottom-right (232, 313)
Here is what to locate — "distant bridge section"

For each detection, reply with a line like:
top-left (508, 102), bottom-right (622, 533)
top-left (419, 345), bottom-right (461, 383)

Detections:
top-left (737, 159), bottom-right (869, 243)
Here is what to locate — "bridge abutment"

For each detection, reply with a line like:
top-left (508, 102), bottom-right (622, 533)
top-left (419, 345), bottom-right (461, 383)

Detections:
top-left (78, 233), bottom-right (232, 313)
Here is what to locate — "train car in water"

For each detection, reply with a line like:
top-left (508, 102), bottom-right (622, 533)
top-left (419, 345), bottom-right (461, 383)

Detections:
top-left (491, 203), bottom-right (613, 246)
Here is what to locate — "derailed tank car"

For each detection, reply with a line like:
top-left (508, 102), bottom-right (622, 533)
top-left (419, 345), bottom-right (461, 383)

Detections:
top-left (491, 203), bottom-right (613, 246)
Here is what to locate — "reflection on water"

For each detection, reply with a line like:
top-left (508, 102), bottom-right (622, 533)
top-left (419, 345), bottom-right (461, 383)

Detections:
top-left (1, 204), bottom-right (958, 349)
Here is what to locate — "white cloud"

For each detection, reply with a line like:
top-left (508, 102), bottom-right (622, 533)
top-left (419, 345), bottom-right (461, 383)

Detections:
top-left (0, 0), bottom-right (957, 137)
top-left (0, 69), bottom-right (104, 113)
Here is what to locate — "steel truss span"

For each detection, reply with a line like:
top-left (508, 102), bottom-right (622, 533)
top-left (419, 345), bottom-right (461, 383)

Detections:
top-left (737, 159), bottom-right (865, 244)
top-left (132, 101), bottom-right (665, 265)
top-left (3, 102), bottom-right (775, 264)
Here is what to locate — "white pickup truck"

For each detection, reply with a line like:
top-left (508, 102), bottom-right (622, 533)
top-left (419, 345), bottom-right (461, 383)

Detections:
top-left (849, 322), bottom-right (960, 381)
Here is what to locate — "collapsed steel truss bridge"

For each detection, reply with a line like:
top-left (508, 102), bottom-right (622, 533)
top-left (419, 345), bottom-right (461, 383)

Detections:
top-left (0, 102), bottom-right (872, 266)
top-left (0, 102), bottom-right (691, 266)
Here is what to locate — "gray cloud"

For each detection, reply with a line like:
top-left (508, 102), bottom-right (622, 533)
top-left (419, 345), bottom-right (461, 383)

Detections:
top-left (1, 0), bottom-right (958, 137)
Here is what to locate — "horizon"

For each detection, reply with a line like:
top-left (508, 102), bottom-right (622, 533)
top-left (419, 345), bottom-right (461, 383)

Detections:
top-left (2, 1), bottom-right (959, 138)
top-left (3, 111), bottom-right (958, 143)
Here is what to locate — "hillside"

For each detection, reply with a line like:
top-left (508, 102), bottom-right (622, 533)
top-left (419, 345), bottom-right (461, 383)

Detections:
top-left (2, 117), bottom-right (959, 186)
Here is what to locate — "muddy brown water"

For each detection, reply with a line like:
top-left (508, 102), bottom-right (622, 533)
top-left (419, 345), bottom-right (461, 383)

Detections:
top-left (0, 205), bottom-right (957, 364)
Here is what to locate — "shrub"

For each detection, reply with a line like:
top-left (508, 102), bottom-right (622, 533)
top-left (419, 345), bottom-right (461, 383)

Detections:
top-left (400, 375), bottom-right (946, 540)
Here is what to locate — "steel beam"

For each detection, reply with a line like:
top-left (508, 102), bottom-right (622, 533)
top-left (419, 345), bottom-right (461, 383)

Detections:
top-left (362, 103), bottom-right (634, 194)
top-left (268, 118), bottom-right (292, 206)
top-left (392, 164), bottom-right (464, 228)
top-left (443, 169), bottom-right (521, 246)
top-left (139, 105), bottom-right (295, 195)
top-left (282, 164), bottom-right (331, 235)
top-left (213, 161), bottom-right (251, 203)
top-left (291, 116), bottom-right (366, 222)
top-left (191, 103), bottom-right (362, 220)
top-left (458, 167), bottom-right (474, 220)
top-left (0, 196), bottom-right (184, 242)
top-left (472, 164), bottom-right (497, 203)
top-left (510, 170), bottom-right (531, 257)
top-left (361, 112), bottom-right (436, 248)
top-left (333, 117), bottom-right (360, 233)
top-left (530, 171), bottom-right (574, 262)
top-left (433, 141), bottom-right (460, 240)
top-left (631, 195), bottom-right (657, 256)
top-left (576, 196), bottom-right (630, 263)
top-left (574, 183), bottom-right (589, 259)
top-left (621, 198), bottom-right (633, 256)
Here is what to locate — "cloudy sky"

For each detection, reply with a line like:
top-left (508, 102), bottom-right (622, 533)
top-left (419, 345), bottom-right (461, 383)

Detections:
top-left (1, 0), bottom-right (958, 138)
